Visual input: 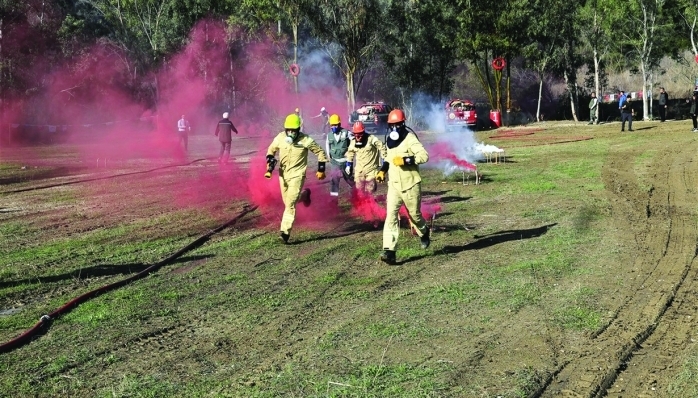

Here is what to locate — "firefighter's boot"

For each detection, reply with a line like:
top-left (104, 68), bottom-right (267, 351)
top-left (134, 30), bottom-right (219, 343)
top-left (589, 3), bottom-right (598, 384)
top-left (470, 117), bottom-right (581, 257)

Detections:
top-left (299, 188), bottom-right (312, 207)
top-left (420, 228), bottom-right (431, 249)
top-left (380, 250), bottom-right (396, 265)
top-left (280, 232), bottom-right (290, 244)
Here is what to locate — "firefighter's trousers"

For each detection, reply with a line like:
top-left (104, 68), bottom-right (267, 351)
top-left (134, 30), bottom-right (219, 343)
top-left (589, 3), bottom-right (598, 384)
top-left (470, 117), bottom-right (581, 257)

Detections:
top-left (279, 175), bottom-right (305, 234)
top-left (382, 182), bottom-right (427, 251)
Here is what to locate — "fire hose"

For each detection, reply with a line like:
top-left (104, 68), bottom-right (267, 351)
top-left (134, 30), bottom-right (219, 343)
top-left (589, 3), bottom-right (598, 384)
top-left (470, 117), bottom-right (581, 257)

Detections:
top-left (0, 204), bottom-right (258, 354)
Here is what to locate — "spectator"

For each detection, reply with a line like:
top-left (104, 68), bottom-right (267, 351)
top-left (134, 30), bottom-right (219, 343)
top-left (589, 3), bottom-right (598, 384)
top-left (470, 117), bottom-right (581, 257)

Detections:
top-left (618, 90), bottom-right (627, 117)
top-left (658, 87), bottom-right (669, 122)
top-left (621, 95), bottom-right (634, 132)
top-left (588, 93), bottom-right (599, 125)
top-left (689, 92), bottom-right (697, 132)
top-left (177, 115), bottom-right (191, 151)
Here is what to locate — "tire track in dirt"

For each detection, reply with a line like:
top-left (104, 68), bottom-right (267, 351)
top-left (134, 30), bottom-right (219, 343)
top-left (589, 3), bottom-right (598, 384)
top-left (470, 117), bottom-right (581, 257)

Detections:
top-left (541, 139), bottom-right (698, 397)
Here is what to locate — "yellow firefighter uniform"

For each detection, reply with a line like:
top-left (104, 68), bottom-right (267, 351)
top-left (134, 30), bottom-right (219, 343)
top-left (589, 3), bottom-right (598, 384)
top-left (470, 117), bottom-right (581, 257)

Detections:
top-left (345, 134), bottom-right (387, 193)
top-left (382, 132), bottom-right (429, 251)
top-left (266, 131), bottom-right (328, 235)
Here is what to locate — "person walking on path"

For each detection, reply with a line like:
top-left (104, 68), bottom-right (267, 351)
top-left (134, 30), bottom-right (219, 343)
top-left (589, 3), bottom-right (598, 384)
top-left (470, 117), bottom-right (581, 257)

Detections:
top-left (177, 115), bottom-right (191, 151)
top-left (658, 87), bottom-right (669, 122)
top-left (378, 109), bottom-right (430, 265)
top-left (214, 112), bottom-right (238, 164)
top-left (588, 93), bottom-right (599, 125)
top-left (265, 113), bottom-right (328, 244)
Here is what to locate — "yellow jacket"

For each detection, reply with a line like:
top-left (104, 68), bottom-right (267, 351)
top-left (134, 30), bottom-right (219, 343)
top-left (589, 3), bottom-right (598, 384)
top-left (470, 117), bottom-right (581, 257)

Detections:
top-left (345, 134), bottom-right (387, 179)
top-left (386, 132), bottom-right (428, 191)
top-left (266, 131), bottom-right (328, 180)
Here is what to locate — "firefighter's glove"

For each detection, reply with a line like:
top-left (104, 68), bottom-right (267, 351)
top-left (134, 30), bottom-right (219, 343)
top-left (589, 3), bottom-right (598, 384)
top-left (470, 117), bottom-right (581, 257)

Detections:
top-left (316, 171), bottom-right (326, 180)
top-left (376, 171), bottom-right (386, 183)
top-left (345, 162), bottom-right (353, 175)
top-left (393, 156), bottom-right (415, 167)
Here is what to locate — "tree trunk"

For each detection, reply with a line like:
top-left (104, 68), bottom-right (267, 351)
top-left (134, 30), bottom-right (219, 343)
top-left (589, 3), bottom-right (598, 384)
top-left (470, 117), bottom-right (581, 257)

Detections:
top-left (593, 49), bottom-right (600, 122)
top-left (564, 70), bottom-right (578, 121)
top-left (293, 22), bottom-right (298, 94)
top-left (537, 73), bottom-right (543, 122)
top-left (640, 61), bottom-right (649, 121)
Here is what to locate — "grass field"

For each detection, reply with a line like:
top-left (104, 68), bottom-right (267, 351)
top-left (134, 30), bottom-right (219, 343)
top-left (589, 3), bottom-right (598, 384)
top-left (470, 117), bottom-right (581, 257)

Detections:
top-left (2, 120), bottom-right (698, 397)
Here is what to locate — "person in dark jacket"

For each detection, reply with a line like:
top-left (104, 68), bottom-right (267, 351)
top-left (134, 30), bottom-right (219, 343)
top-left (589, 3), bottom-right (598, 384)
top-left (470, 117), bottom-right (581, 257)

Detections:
top-left (689, 92), bottom-right (697, 132)
top-left (214, 112), bottom-right (238, 164)
top-left (621, 95), bottom-right (634, 132)
top-left (658, 87), bottom-right (669, 122)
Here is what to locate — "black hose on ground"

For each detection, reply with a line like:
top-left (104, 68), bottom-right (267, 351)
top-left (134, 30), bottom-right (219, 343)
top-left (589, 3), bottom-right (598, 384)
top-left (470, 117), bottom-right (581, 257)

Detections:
top-left (0, 204), bottom-right (258, 354)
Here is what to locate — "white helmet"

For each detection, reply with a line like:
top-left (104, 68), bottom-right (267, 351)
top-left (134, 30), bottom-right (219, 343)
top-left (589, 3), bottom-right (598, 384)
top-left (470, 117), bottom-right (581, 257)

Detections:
top-left (222, 112), bottom-right (229, 118)
top-left (320, 107), bottom-right (326, 112)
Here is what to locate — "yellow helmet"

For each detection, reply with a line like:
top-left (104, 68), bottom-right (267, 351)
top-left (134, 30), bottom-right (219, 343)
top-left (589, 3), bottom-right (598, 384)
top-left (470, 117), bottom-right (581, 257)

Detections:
top-left (329, 114), bottom-right (341, 125)
top-left (284, 114), bottom-right (301, 129)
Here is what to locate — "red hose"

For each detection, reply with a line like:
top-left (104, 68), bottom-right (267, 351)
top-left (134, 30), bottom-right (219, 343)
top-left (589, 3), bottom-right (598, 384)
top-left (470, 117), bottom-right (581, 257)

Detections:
top-left (0, 204), bottom-right (258, 354)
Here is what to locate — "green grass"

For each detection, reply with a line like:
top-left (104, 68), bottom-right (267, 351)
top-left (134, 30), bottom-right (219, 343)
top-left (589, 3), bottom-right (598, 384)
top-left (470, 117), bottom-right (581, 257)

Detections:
top-left (1, 122), bottom-right (693, 396)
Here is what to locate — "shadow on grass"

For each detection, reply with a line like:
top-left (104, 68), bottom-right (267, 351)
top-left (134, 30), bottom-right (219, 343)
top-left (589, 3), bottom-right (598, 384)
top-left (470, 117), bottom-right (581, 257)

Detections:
top-left (398, 223), bottom-right (557, 265)
top-left (0, 255), bottom-right (214, 289)
top-left (0, 166), bottom-right (89, 186)
top-left (441, 223), bottom-right (557, 253)
top-left (633, 126), bottom-right (656, 131)
top-left (290, 222), bottom-right (380, 244)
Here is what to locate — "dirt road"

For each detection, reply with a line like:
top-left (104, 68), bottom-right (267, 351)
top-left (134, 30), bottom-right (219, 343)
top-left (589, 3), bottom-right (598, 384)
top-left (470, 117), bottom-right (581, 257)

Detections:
top-left (541, 138), bottom-right (698, 397)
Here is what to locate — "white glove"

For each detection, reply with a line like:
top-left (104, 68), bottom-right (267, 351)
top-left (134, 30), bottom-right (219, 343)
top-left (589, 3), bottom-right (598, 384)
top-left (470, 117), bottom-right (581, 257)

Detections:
top-left (345, 165), bottom-right (351, 174)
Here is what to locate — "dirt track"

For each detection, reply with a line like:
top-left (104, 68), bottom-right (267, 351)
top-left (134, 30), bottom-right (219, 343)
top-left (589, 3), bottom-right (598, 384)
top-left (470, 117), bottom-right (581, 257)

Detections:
top-left (541, 138), bottom-right (698, 397)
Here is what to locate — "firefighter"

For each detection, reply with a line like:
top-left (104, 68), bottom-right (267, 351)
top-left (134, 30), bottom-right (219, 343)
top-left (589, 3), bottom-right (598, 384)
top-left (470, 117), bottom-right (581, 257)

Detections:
top-left (376, 109), bottom-right (430, 265)
top-left (265, 113), bottom-right (328, 244)
top-left (214, 112), bottom-right (238, 164)
top-left (345, 121), bottom-right (387, 226)
top-left (177, 114), bottom-right (191, 151)
top-left (325, 113), bottom-right (353, 197)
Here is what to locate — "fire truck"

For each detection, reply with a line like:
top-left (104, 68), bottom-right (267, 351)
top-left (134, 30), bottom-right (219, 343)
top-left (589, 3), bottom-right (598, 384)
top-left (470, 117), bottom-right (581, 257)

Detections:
top-left (445, 99), bottom-right (477, 131)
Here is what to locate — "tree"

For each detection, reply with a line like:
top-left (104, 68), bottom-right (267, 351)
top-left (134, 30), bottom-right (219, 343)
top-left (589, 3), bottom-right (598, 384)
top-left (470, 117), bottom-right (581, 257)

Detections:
top-left (379, 0), bottom-right (459, 110)
top-left (304, 0), bottom-right (384, 112)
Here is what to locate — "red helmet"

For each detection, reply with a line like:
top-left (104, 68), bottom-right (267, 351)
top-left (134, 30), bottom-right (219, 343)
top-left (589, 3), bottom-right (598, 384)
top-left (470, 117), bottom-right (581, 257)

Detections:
top-left (352, 121), bottom-right (365, 134)
top-left (388, 109), bottom-right (406, 124)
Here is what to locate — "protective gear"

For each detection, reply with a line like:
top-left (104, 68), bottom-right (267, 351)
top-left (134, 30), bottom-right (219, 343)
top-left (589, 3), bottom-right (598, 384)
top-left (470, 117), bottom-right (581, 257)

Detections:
top-left (280, 232), bottom-right (290, 244)
top-left (376, 171), bottom-right (386, 183)
top-left (329, 114), bottom-right (341, 125)
top-left (331, 125), bottom-right (341, 134)
top-left (294, 107), bottom-right (300, 113)
top-left (420, 228), bottom-right (431, 249)
top-left (387, 109), bottom-right (406, 124)
top-left (380, 250), bottom-right (396, 265)
top-left (345, 162), bottom-right (353, 175)
top-left (389, 127), bottom-right (400, 141)
top-left (284, 114), bottom-right (302, 129)
top-left (267, 131), bottom-right (328, 236)
top-left (392, 156), bottom-right (414, 166)
top-left (299, 188), bottom-right (312, 207)
top-left (223, 112), bottom-right (229, 119)
top-left (321, 107), bottom-right (326, 112)
top-left (316, 171), bottom-right (326, 180)
top-left (318, 162), bottom-right (326, 172)
top-left (352, 121), bottom-right (365, 141)
top-left (265, 155), bottom-right (277, 179)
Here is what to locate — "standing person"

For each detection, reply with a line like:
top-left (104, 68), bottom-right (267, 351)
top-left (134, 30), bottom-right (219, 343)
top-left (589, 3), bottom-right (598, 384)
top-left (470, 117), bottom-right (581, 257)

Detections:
top-left (177, 115), bottom-right (191, 151)
top-left (214, 112), bottom-right (238, 164)
top-left (265, 113), bottom-right (328, 244)
top-left (621, 95), bottom-right (634, 132)
top-left (618, 90), bottom-right (627, 118)
top-left (377, 109), bottom-right (430, 265)
top-left (689, 92), bottom-right (697, 132)
top-left (345, 121), bottom-right (387, 225)
top-left (658, 87), bottom-right (669, 122)
top-left (312, 107), bottom-right (330, 137)
top-left (294, 107), bottom-right (304, 129)
top-left (588, 93), bottom-right (599, 125)
top-left (325, 114), bottom-right (353, 197)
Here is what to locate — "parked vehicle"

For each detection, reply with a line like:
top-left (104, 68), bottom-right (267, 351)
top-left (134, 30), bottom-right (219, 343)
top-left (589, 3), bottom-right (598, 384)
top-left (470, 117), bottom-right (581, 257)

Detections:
top-left (349, 102), bottom-right (393, 133)
top-left (445, 99), bottom-right (477, 131)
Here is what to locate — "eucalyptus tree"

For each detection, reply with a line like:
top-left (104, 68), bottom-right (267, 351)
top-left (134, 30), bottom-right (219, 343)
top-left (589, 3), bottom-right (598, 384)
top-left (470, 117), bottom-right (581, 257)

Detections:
top-left (524, 0), bottom-right (581, 121)
top-left (303, 0), bottom-right (383, 111)
top-left (379, 0), bottom-right (459, 109)
top-left (455, 0), bottom-right (531, 115)
top-left (578, 0), bottom-right (617, 122)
